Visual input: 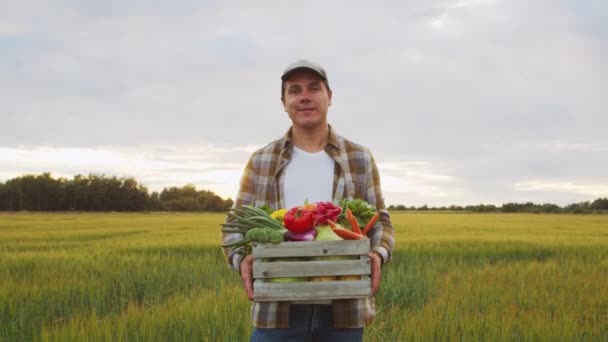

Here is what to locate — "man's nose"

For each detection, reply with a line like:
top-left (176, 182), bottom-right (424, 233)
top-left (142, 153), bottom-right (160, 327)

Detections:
top-left (298, 90), bottom-right (312, 103)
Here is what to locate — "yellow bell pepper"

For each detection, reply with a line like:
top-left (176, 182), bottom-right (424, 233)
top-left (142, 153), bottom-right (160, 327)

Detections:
top-left (270, 208), bottom-right (287, 223)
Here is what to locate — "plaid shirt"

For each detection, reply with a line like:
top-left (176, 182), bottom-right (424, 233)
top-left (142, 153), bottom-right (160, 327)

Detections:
top-left (221, 125), bottom-right (395, 328)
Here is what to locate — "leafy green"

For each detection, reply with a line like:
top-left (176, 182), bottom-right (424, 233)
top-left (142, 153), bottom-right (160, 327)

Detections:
top-left (338, 198), bottom-right (377, 230)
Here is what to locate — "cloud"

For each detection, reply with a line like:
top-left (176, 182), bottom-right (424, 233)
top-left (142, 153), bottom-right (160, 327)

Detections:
top-left (378, 160), bottom-right (453, 198)
top-left (514, 180), bottom-right (608, 198)
top-left (1, 0), bottom-right (607, 206)
top-left (0, 145), bottom-right (249, 198)
top-left (429, 0), bottom-right (497, 29)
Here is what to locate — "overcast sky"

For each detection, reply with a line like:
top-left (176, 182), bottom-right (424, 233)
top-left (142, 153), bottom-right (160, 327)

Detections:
top-left (1, 0), bottom-right (607, 207)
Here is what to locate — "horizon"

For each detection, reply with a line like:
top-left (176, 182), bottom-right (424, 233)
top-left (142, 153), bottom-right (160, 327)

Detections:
top-left (1, 170), bottom-right (604, 208)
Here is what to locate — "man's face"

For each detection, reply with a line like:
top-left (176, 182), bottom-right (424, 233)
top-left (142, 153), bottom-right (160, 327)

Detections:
top-left (281, 69), bottom-right (332, 131)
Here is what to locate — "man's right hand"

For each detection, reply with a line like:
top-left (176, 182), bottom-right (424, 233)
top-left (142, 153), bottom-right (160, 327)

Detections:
top-left (239, 254), bottom-right (255, 301)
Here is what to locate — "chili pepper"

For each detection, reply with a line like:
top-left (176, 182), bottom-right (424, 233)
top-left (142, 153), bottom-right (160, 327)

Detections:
top-left (284, 205), bottom-right (315, 234)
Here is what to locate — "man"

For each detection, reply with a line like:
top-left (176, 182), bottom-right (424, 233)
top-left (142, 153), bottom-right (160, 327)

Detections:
top-left (221, 60), bottom-right (395, 341)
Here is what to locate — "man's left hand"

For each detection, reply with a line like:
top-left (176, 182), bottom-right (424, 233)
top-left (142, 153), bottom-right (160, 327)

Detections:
top-left (368, 252), bottom-right (382, 296)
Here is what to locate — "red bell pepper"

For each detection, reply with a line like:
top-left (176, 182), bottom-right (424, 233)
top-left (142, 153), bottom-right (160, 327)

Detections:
top-left (284, 206), bottom-right (315, 233)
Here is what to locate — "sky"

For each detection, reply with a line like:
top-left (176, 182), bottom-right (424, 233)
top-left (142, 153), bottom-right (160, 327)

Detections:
top-left (1, 0), bottom-right (607, 207)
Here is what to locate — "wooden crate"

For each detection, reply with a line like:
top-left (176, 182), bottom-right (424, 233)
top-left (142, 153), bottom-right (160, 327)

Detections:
top-left (252, 239), bottom-right (371, 302)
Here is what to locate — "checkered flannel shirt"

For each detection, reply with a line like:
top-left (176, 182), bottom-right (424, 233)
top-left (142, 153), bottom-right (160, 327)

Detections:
top-left (221, 125), bottom-right (395, 328)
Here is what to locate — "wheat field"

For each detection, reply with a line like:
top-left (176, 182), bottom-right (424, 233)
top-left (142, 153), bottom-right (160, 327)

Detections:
top-left (0, 212), bottom-right (606, 341)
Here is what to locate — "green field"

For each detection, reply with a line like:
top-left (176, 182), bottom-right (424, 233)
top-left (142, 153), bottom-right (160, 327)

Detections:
top-left (1, 212), bottom-right (607, 341)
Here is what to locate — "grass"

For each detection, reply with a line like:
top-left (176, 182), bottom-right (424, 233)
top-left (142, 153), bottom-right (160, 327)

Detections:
top-left (0, 212), bottom-right (607, 341)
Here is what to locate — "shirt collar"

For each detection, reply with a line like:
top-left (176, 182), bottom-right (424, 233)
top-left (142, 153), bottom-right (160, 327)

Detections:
top-left (280, 124), bottom-right (342, 153)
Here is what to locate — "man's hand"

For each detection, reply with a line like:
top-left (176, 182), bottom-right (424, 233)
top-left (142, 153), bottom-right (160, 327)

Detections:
top-left (368, 252), bottom-right (382, 296)
top-left (239, 254), bottom-right (254, 301)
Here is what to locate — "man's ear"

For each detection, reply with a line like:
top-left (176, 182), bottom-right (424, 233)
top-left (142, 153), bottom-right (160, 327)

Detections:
top-left (328, 90), bottom-right (333, 106)
top-left (281, 97), bottom-right (287, 112)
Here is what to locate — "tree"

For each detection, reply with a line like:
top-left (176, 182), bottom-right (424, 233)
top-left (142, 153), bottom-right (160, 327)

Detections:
top-left (0, 182), bottom-right (6, 210)
top-left (147, 192), bottom-right (165, 211)
top-left (590, 198), bottom-right (608, 211)
top-left (160, 184), bottom-right (198, 202)
top-left (164, 198), bottom-right (201, 211)
top-left (565, 201), bottom-right (591, 213)
top-left (224, 198), bottom-right (234, 210)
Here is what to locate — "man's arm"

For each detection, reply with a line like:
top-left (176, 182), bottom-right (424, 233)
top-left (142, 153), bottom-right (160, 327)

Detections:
top-left (239, 254), bottom-right (255, 301)
top-left (221, 157), bottom-right (256, 273)
top-left (365, 154), bottom-right (395, 266)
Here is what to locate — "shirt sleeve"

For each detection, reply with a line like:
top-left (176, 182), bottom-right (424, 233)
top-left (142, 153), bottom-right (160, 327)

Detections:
top-left (221, 156), bottom-right (256, 273)
top-left (365, 154), bottom-right (395, 266)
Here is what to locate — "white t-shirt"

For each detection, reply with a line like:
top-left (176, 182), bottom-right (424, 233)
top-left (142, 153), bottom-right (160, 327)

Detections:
top-left (283, 145), bottom-right (334, 209)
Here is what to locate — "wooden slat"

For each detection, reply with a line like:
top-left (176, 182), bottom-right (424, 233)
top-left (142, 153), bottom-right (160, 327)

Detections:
top-left (252, 240), bottom-right (370, 258)
top-left (251, 240), bottom-right (372, 301)
top-left (253, 258), bottom-right (370, 278)
top-left (253, 279), bottom-right (371, 302)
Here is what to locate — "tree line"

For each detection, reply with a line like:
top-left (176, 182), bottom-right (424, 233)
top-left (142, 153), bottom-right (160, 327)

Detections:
top-left (0, 173), bottom-right (233, 212)
top-left (388, 198), bottom-right (608, 214)
top-left (1, 172), bottom-right (606, 213)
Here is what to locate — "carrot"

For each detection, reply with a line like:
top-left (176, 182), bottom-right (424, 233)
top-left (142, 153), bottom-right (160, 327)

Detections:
top-left (346, 208), bottom-right (362, 235)
top-left (332, 227), bottom-right (364, 240)
top-left (326, 219), bottom-right (340, 229)
top-left (361, 213), bottom-right (379, 235)
top-left (327, 219), bottom-right (364, 240)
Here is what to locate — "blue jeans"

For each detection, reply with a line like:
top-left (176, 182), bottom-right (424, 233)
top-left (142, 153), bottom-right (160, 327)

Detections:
top-left (250, 304), bottom-right (364, 342)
